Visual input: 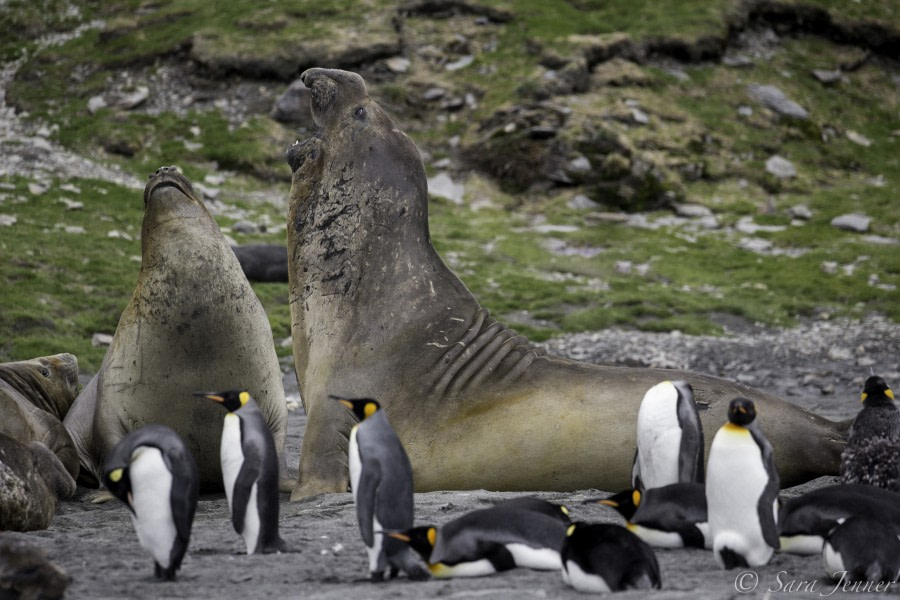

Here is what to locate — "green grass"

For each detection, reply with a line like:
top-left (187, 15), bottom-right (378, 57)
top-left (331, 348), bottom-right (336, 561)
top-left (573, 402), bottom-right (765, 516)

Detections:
top-left (2, 1), bottom-right (898, 369)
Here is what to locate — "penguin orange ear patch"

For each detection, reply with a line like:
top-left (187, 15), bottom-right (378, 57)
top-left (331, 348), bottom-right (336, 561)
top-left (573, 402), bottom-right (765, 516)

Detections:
top-left (566, 524), bottom-right (576, 537)
top-left (239, 391), bottom-right (250, 406)
top-left (632, 489), bottom-right (641, 507)
top-left (109, 468), bottom-right (123, 483)
top-left (364, 402), bottom-right (378, 419)
top-left (427, 527), bottom-right (437, 547)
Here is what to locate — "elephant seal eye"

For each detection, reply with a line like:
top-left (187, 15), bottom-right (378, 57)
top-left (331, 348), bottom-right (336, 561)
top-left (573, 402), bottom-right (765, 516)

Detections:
top-left (354, 106), bottom-right (366, 120)
top-left (40, 367), bottom-right (50, 377)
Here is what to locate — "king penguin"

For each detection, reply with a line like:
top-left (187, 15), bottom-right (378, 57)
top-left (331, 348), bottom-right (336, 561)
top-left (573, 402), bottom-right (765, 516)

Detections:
top-left (102, 424), bottom-right (199, 580)
top-left (560, 522), bottom-right (661, 592)
top-left (334, 396), bottom-right (429, 581)
top-left (195, 390), bottom-right (287, 554)
top-left (388, 502), bottom-right (568, 578)
top-left (823, 516), bottom-right (900, 584)
top-left (633, 380), bottom-right (704, 490)
top-left (779, 483), bottom-right (900, 555)
top-left (840, 375), bottom-right (900, 491)
top-left (706, 397), bottom-right (779, 568)
top-left (593, 482), bottom-right (710, 549)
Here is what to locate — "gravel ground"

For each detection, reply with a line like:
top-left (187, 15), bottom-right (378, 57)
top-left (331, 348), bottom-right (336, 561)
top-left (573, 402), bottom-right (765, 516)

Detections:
top-left (7, 316), bottom-right (899, 599)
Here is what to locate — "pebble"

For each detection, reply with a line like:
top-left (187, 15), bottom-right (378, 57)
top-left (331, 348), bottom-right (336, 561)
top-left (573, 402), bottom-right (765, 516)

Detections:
top-left (746, 84), bottom-right (809, 120)
top-left (765, 155), bottom-right (797, 179)
top-left (445, 55), bottom-right (474, 71)
top-left (845, 130), bottom-right (872, 147)
top-left (427, 172), bottom-right (465, 205)
top-left (674, 203), bottom-right (713, 218)
top-left (788, 204), bottom-right (812, 220)
top-left (567, 194), bottom-right (599, 210)
top-left (811, 69), bottom-right (841, 84)
top-left (232, 221), bottom-right (257, 234)
top-left (385, 56), bottom-right (410, 73)
top-left (91, 333), bottom-right (113, 347)
top-left (0, 214), bottom-right (16, 226)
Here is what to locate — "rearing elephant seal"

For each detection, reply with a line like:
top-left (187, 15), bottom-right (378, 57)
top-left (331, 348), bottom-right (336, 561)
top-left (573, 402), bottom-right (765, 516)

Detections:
top-left (285, 68), bottom-right (845, 499)
top-left (63, 167), bottom-right (288, 490)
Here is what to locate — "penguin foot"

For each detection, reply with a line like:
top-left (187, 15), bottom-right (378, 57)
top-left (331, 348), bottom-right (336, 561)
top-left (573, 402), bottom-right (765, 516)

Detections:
top-left (369, 571), bottom-right (385, 583)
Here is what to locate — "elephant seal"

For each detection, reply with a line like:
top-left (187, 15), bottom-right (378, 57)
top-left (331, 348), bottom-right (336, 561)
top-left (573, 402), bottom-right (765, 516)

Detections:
top-left (0, 533), bottom-right (71, 598)
top-left (63, 166), bottom-right (288, 491)
top-left (0, 353), bottom-right (80, 479)
top-left (0, 433), bottom-right (76, 531)
top-left (231, 244), bottom-right (289, 282)
top-left (285, 68), bottom-right (846, 499)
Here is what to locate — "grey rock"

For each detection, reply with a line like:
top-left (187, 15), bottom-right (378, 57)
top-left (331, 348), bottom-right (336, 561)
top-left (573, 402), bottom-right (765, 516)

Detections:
top-left (747, 84), bottom-right (809, 119)
top-left (738, 237), bottom-right (773, 253)
top-left (812, 69), bottom-right (842, 84)
top-left (821, 261), bottom-right (838, 275)
top-left (567, 156), bottom-right (591, 174)
top-left (28, 182), bottom-right (48, 195)
top-left (385, 56), bottom-right (410, 73)
top-left (736, 216), bottom-right (786, 234)
top-left (631, 108), bottom-right (649, 124)
top-left (789, 204), bottom-right (812, 220)
top-left (106, 230), bottom-right (133, 241)
top-left (723, 53), bottom-right (754, 68)
top-left (60, 198), bottom-right (83, 211)
top-left (91, 333), bottom-right (113, 347)
top-left (63, 225), bottom-right (85, 234)
top-left (674, 203), bottom-right (713, 218)
top-left (446, 55), bottom-right (474, 71)
top-left (765, 154), bottom-right (797, 179)
top-left (0, 215), bottom-right (17, 227)
top-left (830, 213), bottom-right (870, 233)
top-left (114, 86), bottom-right (149, 110)
top-left (232, 220), bottom-right (258, 234)
top-left (87, 95), bottom-right (107, 114)
top-left (862, 235), bottom-right (898, 245)
top-left (422, 87), bottom-right (447, 101)
top-left (431, 157), bottom-right (452, 170)
top-left (845, 130), bottom-right (872, 147)
top-left (737, 105), bottom-right (753, 117)
top-left (427, 172), bottom-right (465, 205)
top-left (614, 260), bottom-right (632, 274)
top-left (271, 79), bottom-right (313, 126)
top-left (568, 194), bottom-right (600, 210)
top-left (584, 212), bottom-right (629, 225)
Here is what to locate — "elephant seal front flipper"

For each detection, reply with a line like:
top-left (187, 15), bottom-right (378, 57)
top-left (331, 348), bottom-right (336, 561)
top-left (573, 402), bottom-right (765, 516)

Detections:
top-left (286, 68), bottom-right (845, 499)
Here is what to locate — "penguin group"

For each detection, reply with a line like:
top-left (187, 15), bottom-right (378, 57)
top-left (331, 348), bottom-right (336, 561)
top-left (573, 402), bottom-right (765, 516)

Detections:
top-left (96, 374), bottom-right (900, 592)
top-left (101, 389), bottom-right (288, 581)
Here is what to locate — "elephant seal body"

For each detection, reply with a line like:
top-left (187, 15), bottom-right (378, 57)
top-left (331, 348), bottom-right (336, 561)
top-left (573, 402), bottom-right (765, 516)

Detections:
top-left (0, 433), bottom-right (76, 531)
top-left (63, 167), bottom-right (288, 490)
top-left (0, 353), bottom-right (80, 479)
top-left (286, 68), bottom-right (845, 499)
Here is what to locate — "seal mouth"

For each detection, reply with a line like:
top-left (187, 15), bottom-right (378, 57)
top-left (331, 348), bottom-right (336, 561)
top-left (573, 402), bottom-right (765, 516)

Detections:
top-left (143, 166), bottom-right (195, 205)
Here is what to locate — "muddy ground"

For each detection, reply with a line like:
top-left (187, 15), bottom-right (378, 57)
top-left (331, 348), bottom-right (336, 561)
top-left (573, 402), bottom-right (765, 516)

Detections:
top-left (9, 316), bottom-right (899, 600)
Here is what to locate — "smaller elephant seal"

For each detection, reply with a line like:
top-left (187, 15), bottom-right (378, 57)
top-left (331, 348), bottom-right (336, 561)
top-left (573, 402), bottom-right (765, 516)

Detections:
top-left (231, 244), bottom-right (289, 282)
top-left (63, 166), bottom-right (289, 491)
top-left (0, 432), bottom-right (76, 531)
top-left (0, 353), bottom-right (80, 480)
top-left (0, 533), bottom-right (70, 599)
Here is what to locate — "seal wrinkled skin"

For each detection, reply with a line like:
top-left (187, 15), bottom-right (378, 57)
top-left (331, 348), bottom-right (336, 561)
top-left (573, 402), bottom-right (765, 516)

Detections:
top-left (286, 68), bottom-right (847, 500)
top-left (63, 167), bottom-right (288, 491)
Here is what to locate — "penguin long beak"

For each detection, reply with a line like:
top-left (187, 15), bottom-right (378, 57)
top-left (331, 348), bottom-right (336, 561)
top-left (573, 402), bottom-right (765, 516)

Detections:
top-left (329, 395), bottom-right (353, 410)
top-left (597, 499), bottom-right (619, 507)
top-left (193, 391), bottom-right (224, 403)
top-left (386, 532), bottom-right (412, 543)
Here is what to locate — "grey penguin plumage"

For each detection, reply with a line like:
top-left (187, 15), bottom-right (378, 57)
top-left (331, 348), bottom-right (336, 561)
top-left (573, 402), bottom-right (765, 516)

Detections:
top-left (633, 380), bottom-right (704, 490)
top-left (102, 424), bottom-right (199, 580)
top-left (823, 516), bottom-right (900, 584)
top-left (389, 502), bottom-right (568, 578)
top-left (195, 390), bottom-right (286, 554)
top-left (560, 522), bottom-right (661, 592)
top-left (335, 396), bottom-right (429, 581)
top-left (779, 483), bottom-right (900, 555)
top-left (594, 482), bottom-right (709, 549)
top-left (706, 397), bottom-right (779, 568)
top-left (840, 376), bottom-right (900, 491)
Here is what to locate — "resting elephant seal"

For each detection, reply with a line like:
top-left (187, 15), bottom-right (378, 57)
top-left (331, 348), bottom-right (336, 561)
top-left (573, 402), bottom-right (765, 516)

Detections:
top-left (0, 353), bottom-right (80, 480)
top-left (0, 433), bottom-right (76, 531)
top-left (285, 68), bottom-right (845, 499)
top-left (63, 166), bottom-right (288, 490)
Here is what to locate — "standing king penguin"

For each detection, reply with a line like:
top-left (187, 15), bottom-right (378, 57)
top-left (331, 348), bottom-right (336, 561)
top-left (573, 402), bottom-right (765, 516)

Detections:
top-left (195, 390), bottom-right (287, 554)
top-left (102, 424), bottom-right (199, 580)
top-left (633, 380), bottom-right (704, 490)
top-left (840, 375), bottom-right (900, 491)
top-left (561, 522), bottom-right (661, 592)
top-left (334, 396), bottom-right (429, 581)
top-left (706, 397), bottom-right (779, 568)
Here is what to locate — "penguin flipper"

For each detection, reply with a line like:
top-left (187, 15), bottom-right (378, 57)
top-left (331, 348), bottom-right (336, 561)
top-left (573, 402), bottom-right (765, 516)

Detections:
top-left (674, 381), bottom-right (704, 483)
top-left (231, 460), bottom-right (261, 535)
top-left (751, 427), bottom-right (780, 549)
top-left (167, 447), bottom-right (199, 543)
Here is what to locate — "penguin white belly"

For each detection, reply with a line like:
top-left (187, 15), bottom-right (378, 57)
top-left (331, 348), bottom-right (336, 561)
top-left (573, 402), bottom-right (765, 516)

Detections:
top-left (128, 446), bottom-right (176, 569)
top-left (563, 560), bottom-right (612, 593)
top-left (221, 414), bottom-right (244, 513)
top-left (707, 430), bottom-right (773, 566)
top-left (628, 523), bottom-right (687, 549)
top-left (348, 426), bottom-right (361, 504)
top-left (221, 414), bottom-right (261, 554)
top-left (430, 559), bottom-right (496, 578)
top-left (506, 543), bottom-right (561, 570)
top-left (636, 396), bottom-right (681, 488)
top-left (822, 542), bottom-right (846, 581)
top-left (367, 515), bottom-right (384, 573)
top-left (780, 534), bottom-right (825, 555)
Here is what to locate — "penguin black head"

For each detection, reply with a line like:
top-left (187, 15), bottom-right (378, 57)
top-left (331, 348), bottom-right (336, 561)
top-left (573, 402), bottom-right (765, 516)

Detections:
top-left (727, 398), bottom-right (757, 427)
top-left (593, 489), bottom-right (641, 522)
top-left (331, 395), bottom-right (381, 421)
top-left (387, 526), bottom-right (436, 562)
top-left (101, 463), bottom-right (132, 510)
top-left (861, 376), bottom-right (894, 406)
top-left (194, 389), bottom-right (250, 413)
